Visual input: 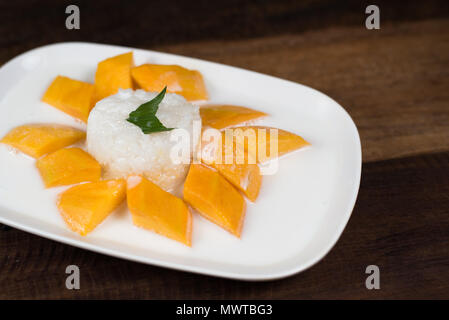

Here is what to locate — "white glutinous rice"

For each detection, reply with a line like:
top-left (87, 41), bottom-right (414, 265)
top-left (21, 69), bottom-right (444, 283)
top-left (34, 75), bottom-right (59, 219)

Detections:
top-left (87, 89), bottom-right (201, 191)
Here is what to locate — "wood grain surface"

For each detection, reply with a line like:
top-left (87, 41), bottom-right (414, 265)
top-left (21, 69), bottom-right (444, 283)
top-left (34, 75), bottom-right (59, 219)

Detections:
top-left (0, 0), bottom-right (448, 299)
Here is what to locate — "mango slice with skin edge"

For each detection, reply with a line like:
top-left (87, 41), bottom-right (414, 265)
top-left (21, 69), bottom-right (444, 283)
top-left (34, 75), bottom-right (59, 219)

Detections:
top-left (201, 130), bottom-right (261, 202)
top-left (222, 126), bottom-right (310, 163)
top-left (36, 147), bottom-right (101, 188)
top-left (93, 52), bottom-right (134, 104)
top-left (127, 175), bottom-right (192, 246)
top-left (57, 179), bottom-right (126, 236)
top-left (131, 64), bottom-right (208, 101)
top-left (42, 75), bottom-right (95, 123)
top-left (200, 104), bottom-right (267, 130)
top-left (0, 124), bottom-right (85, 158)
top-left (183, 164), bottom-right (246, 237)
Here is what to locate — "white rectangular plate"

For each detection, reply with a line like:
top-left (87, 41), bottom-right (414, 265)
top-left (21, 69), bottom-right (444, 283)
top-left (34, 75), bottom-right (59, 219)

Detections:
top-left (0, 42), bottom-right (361, 280)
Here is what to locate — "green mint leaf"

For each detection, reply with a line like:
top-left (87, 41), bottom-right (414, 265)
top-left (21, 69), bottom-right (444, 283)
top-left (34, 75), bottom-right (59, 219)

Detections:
top-left (129, 87), bottom-right (166, 117)
top-left (127, 113), bottom-right (174, 134)
top-left (126, 87), bottom-right (175, 134)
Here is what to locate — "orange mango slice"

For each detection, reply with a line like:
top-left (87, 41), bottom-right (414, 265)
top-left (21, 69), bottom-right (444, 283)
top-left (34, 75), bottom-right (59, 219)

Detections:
top-left (0, 124), bottom-right (85, 158)
top-left (200, 104), bottom-right (267, 129)
top-left (42, 75), bottom-right (95, 123)
top-left (36, 147), bottom-right (101, 188)
top-left (127, 175), bottom-right (192, 246)
top-left (227, 126), bottom-right (310, 162)
top-left (93, 52), bottom-right (134, 104)
top-left (210, 162), bottom-right (261, 202)
top-left (201, 131), bottom-right (261, 201)
top-left (183, 164), bottom-right (245, 237)
top-left (57, 179), bottom-right (126, 236)
top-left (131, 64), bottom-right (208, 101)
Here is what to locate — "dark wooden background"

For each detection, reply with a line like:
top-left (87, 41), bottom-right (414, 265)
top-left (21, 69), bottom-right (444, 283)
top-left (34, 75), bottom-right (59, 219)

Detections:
top-left (0, 0), bottom-right (448, 299)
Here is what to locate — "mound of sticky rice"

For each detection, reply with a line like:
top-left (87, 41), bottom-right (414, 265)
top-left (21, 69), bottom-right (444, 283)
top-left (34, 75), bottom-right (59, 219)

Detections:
top-left (87, 89), bottom-right (201, 191)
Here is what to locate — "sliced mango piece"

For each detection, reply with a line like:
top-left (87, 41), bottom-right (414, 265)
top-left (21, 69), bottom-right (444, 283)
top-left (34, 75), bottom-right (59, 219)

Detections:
top-left (228, 126), bottom-right (310, 162)
top-left (127, 175), bottom-right (192, 246)
top-left (42, 75), bottom-right (95, 123)
top-left (0, 124), bottom-right (85, 158)
top-left (57, 179), bottom-right (126, 236)
top-left (131, 64), bottom-right (208, 101)
top-left (200, 104), bottom-right (267, 129)
top-left (36, 147), bottom-right (101, 188)
top-left (211, 162), bottom-right (261, 202)
top-left (201, 131), bottom-right (261, 201)
top-left (183, 164), bottom-right (245, 237)
top-left (93, 52), bottom-right (134, 103)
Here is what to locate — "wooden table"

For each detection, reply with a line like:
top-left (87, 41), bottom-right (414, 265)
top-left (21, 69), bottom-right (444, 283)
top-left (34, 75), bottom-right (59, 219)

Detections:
top-left (0, 0), bottom-right (448, 299)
